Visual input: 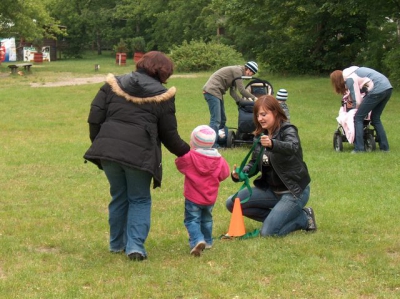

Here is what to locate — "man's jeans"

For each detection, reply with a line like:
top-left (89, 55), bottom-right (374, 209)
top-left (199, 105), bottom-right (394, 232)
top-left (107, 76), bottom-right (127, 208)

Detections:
top-left (102, 160), bottom-right (152, 257)
top-left (354, 88), bottom-right (392, 151)
top-left (204, 92), bottom-right (226, 147)
top-left (226, 185), bottom-right (310, 236)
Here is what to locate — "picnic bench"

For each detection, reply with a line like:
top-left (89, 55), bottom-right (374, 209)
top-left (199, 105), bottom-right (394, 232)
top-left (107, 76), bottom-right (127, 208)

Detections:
top-left (8, 65), bottom-right (19, 74)
top-left (8, 63), bottom-right (33, 74)
top-left (18, 63), bottom-right (33, 72)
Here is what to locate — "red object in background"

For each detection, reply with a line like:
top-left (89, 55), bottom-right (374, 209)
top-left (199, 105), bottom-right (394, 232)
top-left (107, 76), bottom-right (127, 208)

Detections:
top-left (0, 46), bottom-right (5, 62)
top-left (33, 52), bottom-right (43, 63)
top-left (133, 52), bottom-right (144, 63)
top-left (116, 53), bottom-right (127, 66)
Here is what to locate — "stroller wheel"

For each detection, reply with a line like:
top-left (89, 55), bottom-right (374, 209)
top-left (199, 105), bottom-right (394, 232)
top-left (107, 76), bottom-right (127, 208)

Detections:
top-left (364, 133), bottom-right (376, 152)
top-left (226, 130), bottom-right (236, 148)
top-left (333, 131), bottom-right (343, 152)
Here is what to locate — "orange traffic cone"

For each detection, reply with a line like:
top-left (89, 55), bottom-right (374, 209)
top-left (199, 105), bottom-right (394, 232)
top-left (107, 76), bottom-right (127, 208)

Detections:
top-left (226, 198), bottom-right (246, 237)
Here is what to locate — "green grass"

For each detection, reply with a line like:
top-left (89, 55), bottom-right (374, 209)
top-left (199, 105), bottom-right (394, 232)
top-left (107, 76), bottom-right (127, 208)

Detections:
top-left (1, 54), bottom-right (400, 298)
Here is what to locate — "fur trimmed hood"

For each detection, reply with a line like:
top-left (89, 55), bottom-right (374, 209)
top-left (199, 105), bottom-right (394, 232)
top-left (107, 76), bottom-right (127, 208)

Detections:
top-left (106, 72), bottom-right (176, 104)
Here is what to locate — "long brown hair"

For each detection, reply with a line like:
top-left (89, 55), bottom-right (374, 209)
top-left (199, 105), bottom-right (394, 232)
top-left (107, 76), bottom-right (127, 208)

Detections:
top-left (253, 95), bottom-right (287, 137)
top-left (136, 51), bottom-right (174, 83)
top-left (330, 70), bottom-right (346, 94)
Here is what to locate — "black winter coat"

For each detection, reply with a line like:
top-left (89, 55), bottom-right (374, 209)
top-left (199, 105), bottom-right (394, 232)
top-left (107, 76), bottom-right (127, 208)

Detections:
top-left (236, 122), bottom-right (310, 198)
top-left (84, 71), bottom-right (190, 188)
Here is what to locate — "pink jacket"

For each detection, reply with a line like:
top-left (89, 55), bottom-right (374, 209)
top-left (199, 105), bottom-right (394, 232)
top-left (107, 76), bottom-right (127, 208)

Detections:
top-left (343, 66), bottom-right (373, 108)
top-left (337, 106), bottom-right (357, 143)
top-left (175, 149), bottom-right (230, 205)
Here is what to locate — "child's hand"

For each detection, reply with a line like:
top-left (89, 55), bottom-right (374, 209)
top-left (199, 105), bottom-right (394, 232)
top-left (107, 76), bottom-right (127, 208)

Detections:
top-left (232, 164), bottom-right (239, 179)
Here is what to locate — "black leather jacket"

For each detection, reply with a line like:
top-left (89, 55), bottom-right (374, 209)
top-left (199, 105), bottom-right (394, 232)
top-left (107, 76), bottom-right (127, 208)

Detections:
top-left (234, 122), bottom-right (310, 198)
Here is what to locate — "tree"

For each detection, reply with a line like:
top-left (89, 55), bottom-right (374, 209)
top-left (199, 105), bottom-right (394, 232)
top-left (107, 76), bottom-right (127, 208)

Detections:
top-left (48, 0), bottom-right (119, 57)
top-left (140, 0), bottom-right (214, 52)
top-left (213, 0), bottom-right (398, 74)
top-left (114, 0), bottom-right (146, 36)
top-left (3, 0), bottom-right (398, 79)
top-left (0, 0), bottom-right (62, 41)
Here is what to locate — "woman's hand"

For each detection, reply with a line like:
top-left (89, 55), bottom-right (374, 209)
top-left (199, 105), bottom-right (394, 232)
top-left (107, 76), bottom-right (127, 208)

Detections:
top-left (261, 135), bottom-right (273, 148)
top-left (231, 164), bottom-right (239, 179)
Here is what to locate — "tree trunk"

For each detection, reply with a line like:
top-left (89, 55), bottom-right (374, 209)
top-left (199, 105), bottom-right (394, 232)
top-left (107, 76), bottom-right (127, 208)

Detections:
top-left (397, 19), bottom-right (400, 44)
top-left (96, 31), bottom-right (102, 55)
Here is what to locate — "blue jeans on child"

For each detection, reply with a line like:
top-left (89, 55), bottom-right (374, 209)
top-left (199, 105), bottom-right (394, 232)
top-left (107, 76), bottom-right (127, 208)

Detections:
top-left (184, 199), bottom-right (214, 249)
top-left (226, 185), bottom-right (310, 236)
top-left (101, 160), bottom-right (152, 257)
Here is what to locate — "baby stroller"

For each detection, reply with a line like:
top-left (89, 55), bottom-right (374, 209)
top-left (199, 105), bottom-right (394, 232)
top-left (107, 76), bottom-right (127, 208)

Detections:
top-left (226, 77), bottom-right (274, 148)
top-left (333, 95), bottom-right (376, 152)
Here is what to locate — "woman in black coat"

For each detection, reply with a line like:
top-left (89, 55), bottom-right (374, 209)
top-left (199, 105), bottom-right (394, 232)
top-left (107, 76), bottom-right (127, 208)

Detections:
top-left (84, 51), bottom-right (190, 261)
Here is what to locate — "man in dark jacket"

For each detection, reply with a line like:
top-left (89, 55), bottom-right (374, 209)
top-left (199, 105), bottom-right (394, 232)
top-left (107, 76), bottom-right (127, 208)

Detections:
top-left (84, 51), bottom-right (189, 261)
top-left (203, 61), bottom-right (258, 147)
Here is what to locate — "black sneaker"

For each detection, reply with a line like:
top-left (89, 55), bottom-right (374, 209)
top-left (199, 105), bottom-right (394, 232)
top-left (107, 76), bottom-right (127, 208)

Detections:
top-left (128, 252), bottom-right (147, 261)
top-left (303, 207), bottom-right (317, 232)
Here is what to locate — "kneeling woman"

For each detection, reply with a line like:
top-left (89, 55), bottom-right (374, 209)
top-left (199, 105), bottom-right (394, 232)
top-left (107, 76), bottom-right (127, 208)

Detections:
top-left (226, 95), bottom-right (316, 236)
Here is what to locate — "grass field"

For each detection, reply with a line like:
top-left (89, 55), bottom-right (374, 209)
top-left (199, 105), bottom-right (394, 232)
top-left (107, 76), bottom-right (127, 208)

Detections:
top-left (1, 53), bottom-right (399, 298)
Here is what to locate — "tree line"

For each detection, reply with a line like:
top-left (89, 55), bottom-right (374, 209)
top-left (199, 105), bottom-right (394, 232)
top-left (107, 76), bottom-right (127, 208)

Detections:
top-left (1, 0), bottom-right (399, 84)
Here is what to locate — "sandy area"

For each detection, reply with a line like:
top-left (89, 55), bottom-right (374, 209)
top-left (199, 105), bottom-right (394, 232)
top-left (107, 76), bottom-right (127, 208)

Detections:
top-left (30, 76), bottom-right (106, 87)
top-left (29, 74), bottom-right (198, 88)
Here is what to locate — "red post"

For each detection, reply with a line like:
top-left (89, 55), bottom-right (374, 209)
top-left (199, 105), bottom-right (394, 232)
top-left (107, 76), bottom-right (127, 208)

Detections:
top-left (0, 46), bottom-right (5, 65)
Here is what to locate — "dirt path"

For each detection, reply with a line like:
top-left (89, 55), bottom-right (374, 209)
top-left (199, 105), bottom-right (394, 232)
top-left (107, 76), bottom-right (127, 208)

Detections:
top-left (29, 74), bottom-right (199, 88)
top-left (30, 76), bottom-right (106, 87)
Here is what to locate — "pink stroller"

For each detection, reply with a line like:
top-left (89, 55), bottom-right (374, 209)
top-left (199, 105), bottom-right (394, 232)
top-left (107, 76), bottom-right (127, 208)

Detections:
top-left (333, 94), bottom-right (376, 152)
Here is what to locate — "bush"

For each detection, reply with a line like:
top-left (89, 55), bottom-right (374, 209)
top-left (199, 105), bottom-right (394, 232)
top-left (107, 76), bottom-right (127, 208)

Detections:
top-left (169, 40), bottom-right (244, 72)
top-left (113, 38), bottom-right (129, 53)
top-left (383, 46), bottom-right (400, 88)
top-left (131, 36), bottom-right (146, 53)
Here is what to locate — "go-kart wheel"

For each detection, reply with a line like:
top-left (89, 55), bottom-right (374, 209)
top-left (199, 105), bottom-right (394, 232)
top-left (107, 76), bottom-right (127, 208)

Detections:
top-left (333, 131), bottom-right (343, 152)
top-left (226, 131), bottom-right (236, 148)
top-left (364, 133), bottom-right (376, 152)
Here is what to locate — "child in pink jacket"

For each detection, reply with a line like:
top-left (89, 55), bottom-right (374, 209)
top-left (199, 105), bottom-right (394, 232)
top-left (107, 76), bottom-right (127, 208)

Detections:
top-left (175, 125), bottom-right (230, 256)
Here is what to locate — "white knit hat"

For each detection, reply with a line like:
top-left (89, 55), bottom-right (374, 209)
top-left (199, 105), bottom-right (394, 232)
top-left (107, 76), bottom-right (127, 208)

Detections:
top-left (245, 61), bottom-right (258, 74)
top-left (190, 125), bottom-right (216, 149)
top-left (276, 89), bottom-right (288, 101)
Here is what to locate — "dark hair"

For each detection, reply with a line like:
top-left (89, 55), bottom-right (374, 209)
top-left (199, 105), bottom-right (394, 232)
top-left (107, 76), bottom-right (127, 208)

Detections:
top-left (136, 51), bottom-right (174, 83)
top-left (253, 95), bottom-right (287, 136)
top-left (330, 70), bottom-right (346, 95)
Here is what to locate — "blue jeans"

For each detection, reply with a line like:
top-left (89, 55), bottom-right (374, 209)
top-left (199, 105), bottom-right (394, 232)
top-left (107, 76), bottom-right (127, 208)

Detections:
top-left (226, 185), bottom-right (310, 236)
top-left (184, 199), bottom-right (214, 248)
top-left (101, 160), bottom-right (152, 257)
top-left (354, 89), bottom-right (392, 151)
top-left (204, 92), bottom-right (226, 147)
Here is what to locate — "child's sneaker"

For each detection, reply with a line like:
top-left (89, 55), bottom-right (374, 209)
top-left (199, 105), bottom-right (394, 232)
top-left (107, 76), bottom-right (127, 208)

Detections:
top-left (205, 243), bottom-right (213, 249)
top-left (190, 241), bottom-right (206, 257)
